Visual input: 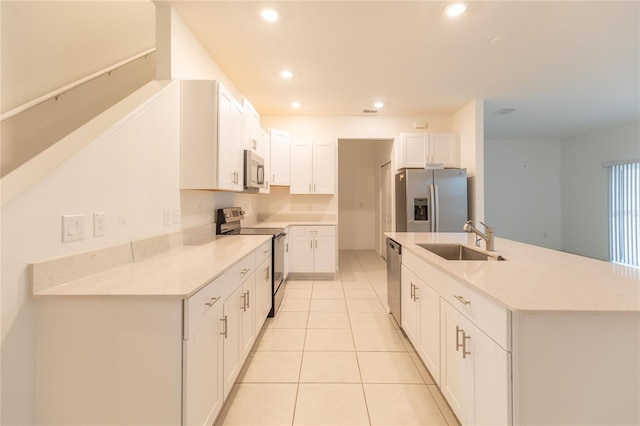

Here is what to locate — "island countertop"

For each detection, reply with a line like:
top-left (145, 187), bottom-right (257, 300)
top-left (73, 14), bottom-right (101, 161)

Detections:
top-left (386, 232), bottom-right (640, 313)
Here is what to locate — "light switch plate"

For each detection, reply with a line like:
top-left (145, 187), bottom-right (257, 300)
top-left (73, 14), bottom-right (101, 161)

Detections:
top-left (94, 213), bottom-right (106, 237)
top-left (163, 209), bottom-right (172, 226)
top-left (62, 215), bottom-right (85, 242)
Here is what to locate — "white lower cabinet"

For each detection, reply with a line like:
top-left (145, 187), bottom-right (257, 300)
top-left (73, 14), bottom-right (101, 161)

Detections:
top-left (401, 265), bottom-right (440, 384)
top-left (36, 243), bottom-right (272, 426)
top-left (441, 300), bottom-right (510, 426)
top-left (289, 226), bottom-right (336, 275)
top-left (183, 288), bottom-right (225, 426)
top-left (401, 250), bottom-right (510, 426)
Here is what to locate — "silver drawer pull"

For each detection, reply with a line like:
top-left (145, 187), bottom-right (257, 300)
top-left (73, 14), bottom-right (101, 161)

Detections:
top-left (220, 315), bottom-right (228, 338)
top-left (240, 268), bottom-right (250, 275)
top-left (205, 297), bottom-right (220, 307)
top-left (454, 295), bottom-right (471, 305)
top-left (264, 249), bottom-right (270, 254)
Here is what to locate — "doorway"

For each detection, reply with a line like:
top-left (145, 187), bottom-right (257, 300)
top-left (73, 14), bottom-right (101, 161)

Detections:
top-left (337, 139), bottom-right (394, 255)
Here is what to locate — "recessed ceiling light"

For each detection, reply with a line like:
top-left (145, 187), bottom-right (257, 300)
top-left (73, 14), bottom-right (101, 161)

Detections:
top-left (261, 8), bottom-right (279, 22)
top-left (444, 2), bottom-right (467, 17)
top-left (280, 70), bottom-right (293, 79)
top-left (374, 101), bottom-right (384, 108)
top-left (291, 102), bottom-right (301, 108)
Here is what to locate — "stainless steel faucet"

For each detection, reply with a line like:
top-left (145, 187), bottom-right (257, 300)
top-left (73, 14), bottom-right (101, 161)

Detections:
top-left (463, 220), bottom-right (495, 251)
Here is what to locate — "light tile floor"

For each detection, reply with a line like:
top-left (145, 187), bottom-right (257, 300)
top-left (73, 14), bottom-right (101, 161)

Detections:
top-left (215, 250), bottom-right (460, 426)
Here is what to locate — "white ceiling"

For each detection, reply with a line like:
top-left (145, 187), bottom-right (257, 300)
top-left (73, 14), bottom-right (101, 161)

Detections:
top-left (171, 1), bottom-right (639, 139)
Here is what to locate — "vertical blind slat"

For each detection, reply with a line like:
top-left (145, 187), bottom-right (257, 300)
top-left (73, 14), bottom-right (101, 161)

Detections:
top-left (609, 161), bottom-right (640, 268)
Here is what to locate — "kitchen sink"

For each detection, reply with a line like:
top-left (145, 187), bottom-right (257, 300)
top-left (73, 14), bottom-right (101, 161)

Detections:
top-left (417, 243), bottom-right (505, 261)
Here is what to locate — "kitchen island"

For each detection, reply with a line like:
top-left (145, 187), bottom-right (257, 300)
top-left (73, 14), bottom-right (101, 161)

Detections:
top-left (386, 232), bottom-right (640, 425)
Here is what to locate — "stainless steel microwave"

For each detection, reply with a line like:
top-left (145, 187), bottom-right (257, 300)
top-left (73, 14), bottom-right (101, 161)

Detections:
top-left (244, 150), bottom-right (265, 192)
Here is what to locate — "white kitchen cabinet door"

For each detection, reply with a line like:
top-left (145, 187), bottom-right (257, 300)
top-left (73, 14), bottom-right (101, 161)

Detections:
top-left (312, 142), bottom-right (335, 194)
top-left (242, 97), bottom-right (260, 152)
top-left (440, 299), bottom-right (472, 425)
top-left (313, 236), bottom-right (336, 273)
top-left (401, 266), bottom-right (420, 344)
top-left (290, 140), bottom-right (313, 194)
top-left (183, 298), bottom-right (224, 426)
top-left (270, 128), bottom-right (291, 186)
top-left (256, 256), bottom-right (272, 329)
top-left (257, 128), bottom-right (271, 193)
top-left (418, 280), bottom-right (441, 386)
top-left (429, 133), bottom-right (459, 168)
top-left (468, 320), bottom-right (511, 426)
top-left (290, 236), bottom-right (315, 273)
top-left (222, 284), bottom-right (244, 399)
top-left (241, 274), bottom-right (256, 358)
top-left (217, 85), bottom-right (242, 191)
top-left (283, 229), bottom-right (290, 280)
top-left (398, 133), bottom-right (428, 169)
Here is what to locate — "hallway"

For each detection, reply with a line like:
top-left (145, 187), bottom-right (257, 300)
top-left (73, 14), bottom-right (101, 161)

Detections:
top-left (215, 250), bottom-right (459, 425)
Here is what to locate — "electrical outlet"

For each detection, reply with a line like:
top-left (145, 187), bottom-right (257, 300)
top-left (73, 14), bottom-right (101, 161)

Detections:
top-left (62, 215), bottom-right (85, 242)
top-left (94, 213), bottom-right (106, 237)
top-left (163, 209), bottom-right (172, 226)
top-left (173, 209), bottom-right (180, 224)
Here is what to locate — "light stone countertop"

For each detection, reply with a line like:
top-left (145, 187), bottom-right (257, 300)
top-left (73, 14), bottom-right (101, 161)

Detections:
top-left (386, 232), bottom-right (640, 313)
top-left (33, 235), bottom-right (271, 298)
top-left (249, 220), bottom-right (337, 228)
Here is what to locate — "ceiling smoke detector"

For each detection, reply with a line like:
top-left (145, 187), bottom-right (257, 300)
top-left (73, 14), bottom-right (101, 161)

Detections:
top-left (494, 108), bottom-right (517, 115)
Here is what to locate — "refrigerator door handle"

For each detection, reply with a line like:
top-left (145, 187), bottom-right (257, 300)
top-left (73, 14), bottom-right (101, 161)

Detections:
top-left (429, 184), bottom-right (436, 232)
top-left (433, 184), bottom-right (440, 232)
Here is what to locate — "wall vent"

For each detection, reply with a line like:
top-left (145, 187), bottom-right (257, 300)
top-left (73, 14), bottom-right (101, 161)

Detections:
top-left (362, 109), bottom-right (379, 115)
top-left (494, 108), bottom-right (517, 115)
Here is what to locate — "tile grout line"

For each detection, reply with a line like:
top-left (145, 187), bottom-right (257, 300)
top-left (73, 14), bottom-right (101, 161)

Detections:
top-left (290, 279), bottom-right (313, 426)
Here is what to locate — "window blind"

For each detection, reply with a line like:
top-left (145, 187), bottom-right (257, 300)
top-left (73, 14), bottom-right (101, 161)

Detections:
top-left (607, 160), bottom-right (640, 268)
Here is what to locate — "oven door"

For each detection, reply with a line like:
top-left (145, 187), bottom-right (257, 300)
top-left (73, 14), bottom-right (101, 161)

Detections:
top-left (244, 150), bottom-right (265, 191)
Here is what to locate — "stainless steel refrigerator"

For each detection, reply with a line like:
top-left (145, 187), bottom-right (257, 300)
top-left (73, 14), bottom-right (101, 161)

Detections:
top-left (395, 168), bottom-right (468, 232)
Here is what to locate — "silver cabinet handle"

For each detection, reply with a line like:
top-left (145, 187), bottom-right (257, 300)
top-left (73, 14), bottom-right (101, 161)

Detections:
top-left (285, 243), bottom-right (288, 252)
top-left (315, 239), bottom-right (317, 249)
top-left (456, 326), bottom-right (464, 352)
top-left (205, 297), bottom-right (220, 307)
top-left (241, 268), bottom-right (250, 276)
top-left (241, 292), bottom-right (247, 311)
top-left (410, 282), bottom-right (415, 300)
top-left (220, 315), bottom-right (228, 338)
top-left (308, 183), bottom-right (312, 192)
top-left (245, 290), bottom-right (250, 309)
top-left (264, 249), bottom-right (270, 254)
top-left (265, 266), bottom-right (270, 281)
top-left (310, 240), bottom-right (313, 249)
top-left (314, 183), bottom-right (316, 192)
top-left (454, 295), bottom-right (471, 305)
top-left (272, 174), bottom-right (275, 182)
top-left (413, 285), bottom-right (419, 301)
top-left (462, 332), bottom-right (471, 359)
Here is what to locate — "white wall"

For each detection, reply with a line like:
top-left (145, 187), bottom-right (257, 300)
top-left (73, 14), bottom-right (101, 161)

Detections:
top-left (1, 82), bottom-right (181, 425)
top-left (485, 138), bottom-right (562, 249)
top-left (561, 120), bottom-right (640, 260)
top-left (454, 100), bottom-right (485, 223)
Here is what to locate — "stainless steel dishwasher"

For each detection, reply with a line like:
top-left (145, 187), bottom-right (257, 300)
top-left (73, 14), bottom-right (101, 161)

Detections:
top-left (386, 238), bottom-right (402, 328)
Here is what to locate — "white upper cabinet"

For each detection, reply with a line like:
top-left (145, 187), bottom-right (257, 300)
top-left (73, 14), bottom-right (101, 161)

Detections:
top-left (242, 97), bottom-right (260, 152)
top-left (257, 128), bottom-right (270, 193)
top-left (181, 80), bottom-right (243, 191)
top-left (290, 140), bottom-right (335, 194)
top-left (269, 128), bottom-right (291, 186)
top-left (396, 132), bottom-right (459, 170)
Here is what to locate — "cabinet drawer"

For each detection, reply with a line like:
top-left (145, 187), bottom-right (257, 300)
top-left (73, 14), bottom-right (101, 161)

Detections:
top-left (403, 250), bottom-right (510, 350)
top-left (185, 276), bottom-right (230, 339)
top-left (441, 280), bottom-right (510, 350)
top-left (256, 240), bottom-right (272, 265)
top-left (291, 225), bottom-right (335, 237)
top-left (231, 252), bottom-right (255, 284)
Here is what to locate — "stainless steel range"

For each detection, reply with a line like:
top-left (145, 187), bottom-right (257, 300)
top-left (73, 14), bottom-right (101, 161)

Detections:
top-left (216, 207), bottom-right (286, 317)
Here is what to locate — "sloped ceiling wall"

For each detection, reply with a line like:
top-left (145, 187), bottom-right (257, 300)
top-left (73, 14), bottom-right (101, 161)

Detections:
top-left (1, 0), bottom-right (156, 113)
